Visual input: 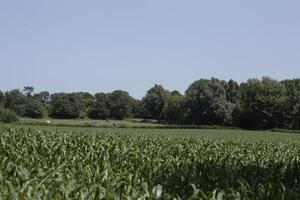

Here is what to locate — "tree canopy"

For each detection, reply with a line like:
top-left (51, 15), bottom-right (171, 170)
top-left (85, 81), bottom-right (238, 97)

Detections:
top-left (142, 84), bottom-right (169, 120)
top-left (2, 77), bottom-right (300, 130)
top-left (185, 78), bottom-right (233, 125)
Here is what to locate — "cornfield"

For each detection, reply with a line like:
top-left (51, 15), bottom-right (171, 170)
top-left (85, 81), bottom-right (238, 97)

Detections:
top-left (0, 126), bottom-right (300, 199)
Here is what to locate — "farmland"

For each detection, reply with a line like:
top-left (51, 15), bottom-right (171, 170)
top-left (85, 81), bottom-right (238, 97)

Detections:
top-left (1, 125), bottom-right (300, 199)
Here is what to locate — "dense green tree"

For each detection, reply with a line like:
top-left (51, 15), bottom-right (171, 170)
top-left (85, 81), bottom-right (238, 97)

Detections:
top-left (142, 85), bottom-right (169, 120)
top-left (0, 106), bottom-right (18, 123)
top-left (24, 99), bottom-right (45, 118)
top-left (88, 93), bottom-right (110, 119)
top-left (23, 86), bottom-right (34, 97)
top-left (2, 76), bottom-right (300, 129)
top-left (282, 79), bottom-right (300, 129)
top-left (95, 93), bottom-right (107, 100)
top-left (45, 104), bottom-right (54, 117)
top-left (34, 91), bottom-right (50, 106)
top-left (223, 79), bottom-right (240, 104)
top-left (185, 78), bottom-right (234, 125)
top-left (50, 93), bottom-right (85, 119)
top-left (163, 93), bottom-right (187, 124)
top-left (76, 92), bottom-right (95, 114)
top-left (5, 88), bottom-right (45, 118)
top-left (132, 99), bottom-right (148, 119)
top-left (170, 90), bottom-right (182, 97)
top-left (107, 91), bottom-right (133, 120)
top-left (238, 77), bottom-right (286, 129)
top-left (0, 90), bottom-right (5, 106)
top-left (5, 89), bottom-right (27, 116)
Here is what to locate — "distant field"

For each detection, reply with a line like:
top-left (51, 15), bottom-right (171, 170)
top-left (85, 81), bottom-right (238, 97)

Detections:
top-left (15, 117), bottom-right (243, 131)
top-left (15, 117), bottom-right (164, 128)
top-left (1, 124), bottom-right (300, 199)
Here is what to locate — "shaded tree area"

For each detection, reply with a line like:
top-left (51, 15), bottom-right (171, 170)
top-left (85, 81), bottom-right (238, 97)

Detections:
top-left (185, 78), bottom-right (234, 125)
top-left (163, 91), bottom-right (187, 124)
top-left (236, 77), bottom-right (286, 129)
top-left (142, 84), bottom-right (169, 121)
top-left (282, 79), bottom-right (300, 129)
top-left (50, 93), bottom-right (85, 119)
top-left (0, 90), bottom-right (5, 107)
top-left (88, 93), bottom-right (110, 120)
top-left (107, 90), bottom-right (134, 120)
top-left (1, 77), bottom-right (300, 130)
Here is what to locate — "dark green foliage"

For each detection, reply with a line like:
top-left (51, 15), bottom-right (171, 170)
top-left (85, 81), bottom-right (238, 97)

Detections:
top-left (24, 99), bottom-right (45, 118)
top-left (76, 92), bottom-right (95, 114)
top-left (88, 93), bottom-right (110, 119)
top-left (131, 99), bottom-right (148, 119)
top-left (50, 93), bottom-right (85, 119)
top-left (45, 104), bottom-right (53, 116)
top-left (0, 107), bottom-right (18, 123)
top-left (107, 90), bottom-right (133, 120)
top-left (163, 93), bottom-right (187, 124)
top-left (2, 76), bottom-right (300, 129)
top-left (23, 86), bottom-right (34, 97)
top-left (238, 77), bottom-right (286, 129)
top-left (170, 90), bottom-right (182, 97)
top-left (142, 84), bottom-right (169, 120)
top-left (282, 79), bottom-right (300, 129)
top-left (5, 89), bottom-right (27, 116)
top-left (185, 78), bottom-right (234, 125)
top-left (89, 91), bottom-right (135, 120)
top-left (34, 91), bottom-right (50, 106)
top-left (222, 79), bottom-right (240, 104)
top-left (0, 90), bottom-right (5, 106)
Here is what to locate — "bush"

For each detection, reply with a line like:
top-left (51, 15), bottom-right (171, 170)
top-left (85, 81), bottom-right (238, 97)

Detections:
top-left (50, 93), bottom-right (84, 119)
top-left (24, 99), bottom-right (45, 118)
top-left (0, 107), bottom-right (18, 123)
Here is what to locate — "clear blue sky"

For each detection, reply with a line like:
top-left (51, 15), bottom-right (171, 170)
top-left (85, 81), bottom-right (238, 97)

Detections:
top-left (1, 0), bottom-right (300, 98)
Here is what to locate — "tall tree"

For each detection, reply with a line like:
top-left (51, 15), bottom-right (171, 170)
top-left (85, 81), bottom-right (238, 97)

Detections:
top-left (107, 90), bottom-right (133, 120)
top-left (185, 78), bottom-right (234, 125)
top-left (142, 84), bottom-right (169, 120)
top-left (88, 93), bottom-right (110, 119)
top-left (50, 93), bottom-right (85, 119)
top-left (24, 99), bottom-right (45, 118)
top-left (131, 99), bottom-right (148, 119)
top-left (23, 86), bottom-right (34, 97)
top-left (0, 90), bottom-right (5, 106)
top-left (34, 91), bottom-right (50, 106)
top-left (238, 77), bottom-right (286, 129)
top-left (282, 79), bottom-right (300, 129)
top-left (0, 107), bottom-right (18, 123)
top-left (76, 92), bottom-right (95, 114)
top-left (163, 92), bottom-right (187, 124)
top-left (223, 79), bottom-right (240, 104)
top-left (5, 89), bottom-right (27, 116)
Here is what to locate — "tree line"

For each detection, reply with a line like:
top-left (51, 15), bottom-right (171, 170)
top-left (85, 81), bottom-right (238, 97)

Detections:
top-left (1, 77), bottom-right (300, 130)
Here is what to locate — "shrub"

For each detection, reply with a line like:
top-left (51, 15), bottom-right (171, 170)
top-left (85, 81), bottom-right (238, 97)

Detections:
top-left (0, 107), bottom-right (18, 123)
top-left (24, 99), bottom-right (45, 118)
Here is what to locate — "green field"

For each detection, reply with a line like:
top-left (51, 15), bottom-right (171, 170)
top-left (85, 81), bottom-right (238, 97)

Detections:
top-left (15, 117), bottom-right (163, 128)
top-left (15, 117), bottom-right (242, 130)
top-left (1, 124), bottom-right (300, 199)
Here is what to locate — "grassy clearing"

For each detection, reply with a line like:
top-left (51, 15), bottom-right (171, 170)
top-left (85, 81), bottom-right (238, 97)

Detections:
top-left (1, 124), bottom-right (300, 199)
top-left (15, 117), bottom-right (162, 128)
top-left (15, 117), bottom-right (242, 131)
